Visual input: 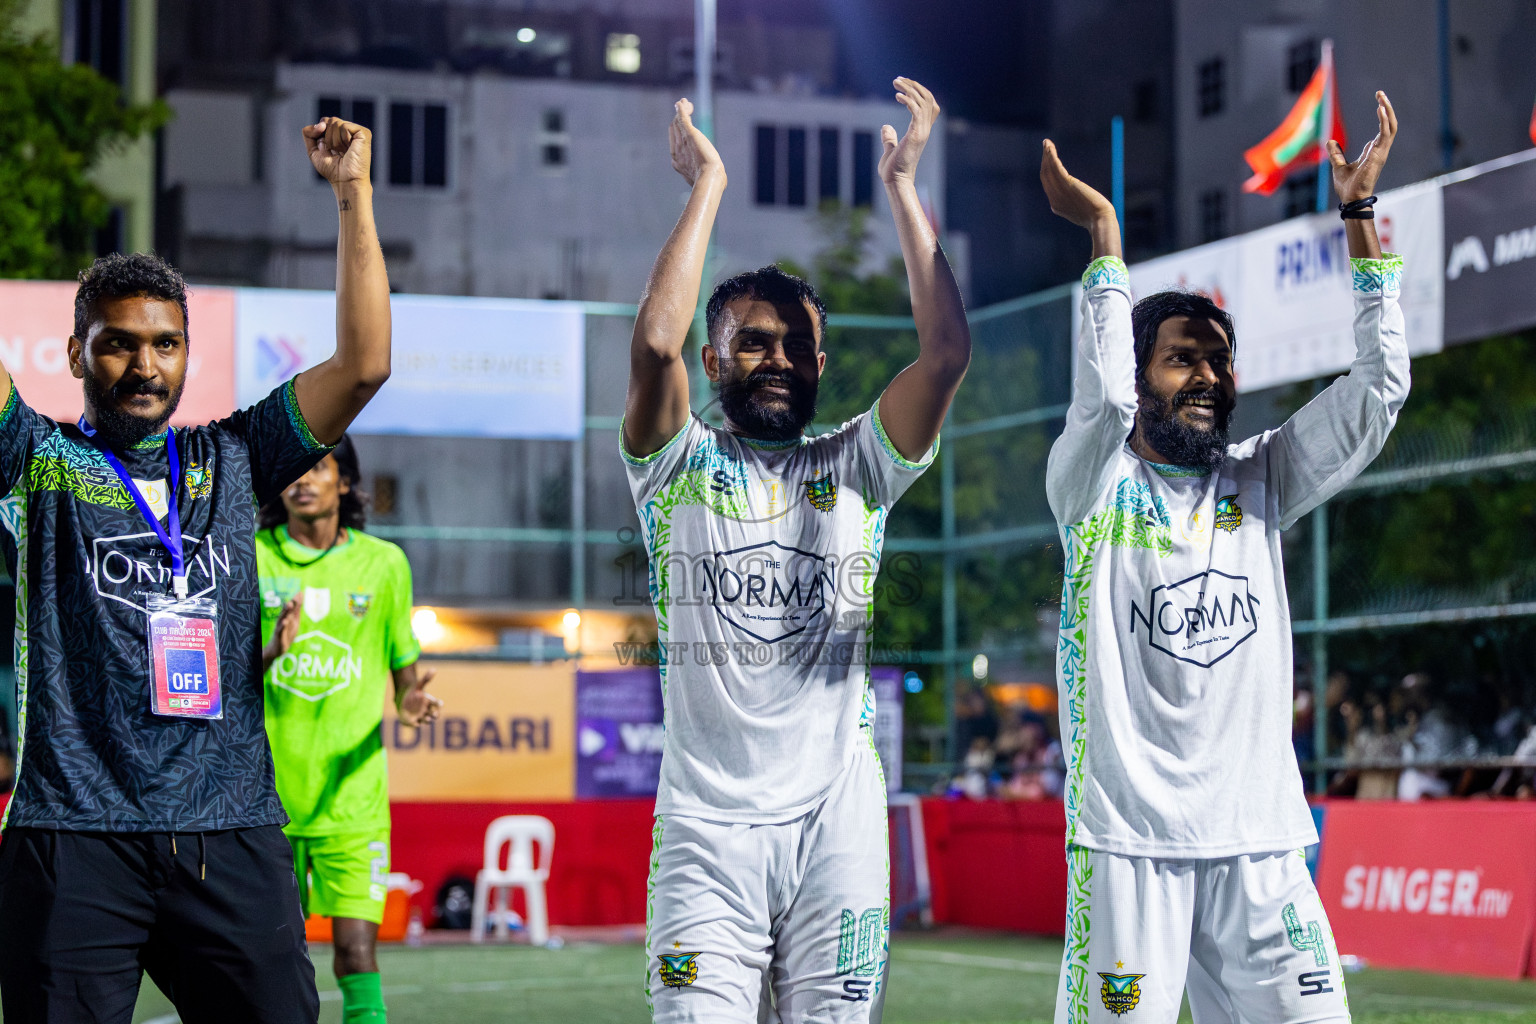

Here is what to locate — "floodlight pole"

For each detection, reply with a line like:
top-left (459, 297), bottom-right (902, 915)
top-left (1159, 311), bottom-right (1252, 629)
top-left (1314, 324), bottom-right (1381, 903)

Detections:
top-left (1315, 40), bottom-right (1334, 214)
top-left (694, 0), bottom-right (715, 139)
top-left (691, 0), bottom-right (717, 414)
top-left (1110, 116), bottom-right (1125, 241)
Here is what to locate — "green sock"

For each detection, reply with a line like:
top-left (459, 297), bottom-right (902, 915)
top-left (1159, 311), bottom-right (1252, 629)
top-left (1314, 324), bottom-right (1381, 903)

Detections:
top-left (336, 971), bottom-right (386, 1023)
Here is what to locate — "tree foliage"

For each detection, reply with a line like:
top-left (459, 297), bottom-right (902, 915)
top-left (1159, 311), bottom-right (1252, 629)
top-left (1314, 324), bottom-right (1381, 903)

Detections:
top-left (0, 18), bottom-right (167, 277)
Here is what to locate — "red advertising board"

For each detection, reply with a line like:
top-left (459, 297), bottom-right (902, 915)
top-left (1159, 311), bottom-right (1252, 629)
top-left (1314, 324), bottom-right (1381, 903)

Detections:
top-left (1316, 802), bottom-right (1536, 978)
top-left (920, 798), bottom-right (1068, 934)
top-left (0, 279), bottom-right (236, 424)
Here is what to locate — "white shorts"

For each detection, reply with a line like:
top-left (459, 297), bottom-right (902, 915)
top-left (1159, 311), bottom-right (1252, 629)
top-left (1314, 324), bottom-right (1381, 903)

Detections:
top-left (646, 739), bottom-right (889, 1024)
top-left (1054, 846), bottom-right (1349, 1024)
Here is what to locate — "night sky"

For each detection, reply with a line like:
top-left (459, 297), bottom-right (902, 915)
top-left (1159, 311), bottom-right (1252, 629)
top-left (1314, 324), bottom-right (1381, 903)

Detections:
top-left (720, 0), bottom-right (1050, 127)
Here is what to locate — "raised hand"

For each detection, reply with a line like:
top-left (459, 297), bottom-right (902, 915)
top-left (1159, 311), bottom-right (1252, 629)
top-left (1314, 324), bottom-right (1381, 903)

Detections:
top-left (670, 98), bottom-right (724, 188)
top-left (1328, 91), bottom-right (1397, 202)
top-left (1040, 140), bottom-right (1115, 229)
top-left (304, 116), bottom-right (372, 188)
top-left (261, 597), bottom-right (301, 673)
top-left (879, 77), bottom-right (938, 185)
top-left (396, 665), bottom-right (443, 728)
top-left (1040, 139), bottom-right (1121, 260)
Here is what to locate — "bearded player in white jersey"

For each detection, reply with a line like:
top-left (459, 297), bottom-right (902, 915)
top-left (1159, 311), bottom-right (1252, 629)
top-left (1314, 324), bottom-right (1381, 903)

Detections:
top-left (623, 79), bottom-right (968, 1023)
top-left (1040, 92), bottom-right (1407, 1023)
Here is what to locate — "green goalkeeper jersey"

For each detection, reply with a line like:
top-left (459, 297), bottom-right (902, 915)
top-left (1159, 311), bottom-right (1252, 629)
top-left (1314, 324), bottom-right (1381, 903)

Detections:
top-left (257, 525), bottom-right (420, 836)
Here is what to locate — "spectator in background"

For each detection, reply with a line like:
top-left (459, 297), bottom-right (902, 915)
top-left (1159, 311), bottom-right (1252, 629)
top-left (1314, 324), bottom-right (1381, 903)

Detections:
top-left (957, 736), bottom-right (996, 800)
top-left (1292, 685), bottom-right (1316, 767)
top-left (999, 717), bottom-right (1065, 801)
top-left (1349, 699), bottom-right (1402, 800)
top-left (1396, 672), bottom-right (1469, 800)
top-left (1324, 669), bottom-right (1354, 755)
top-left (953, 687), bottom-right (999, 757)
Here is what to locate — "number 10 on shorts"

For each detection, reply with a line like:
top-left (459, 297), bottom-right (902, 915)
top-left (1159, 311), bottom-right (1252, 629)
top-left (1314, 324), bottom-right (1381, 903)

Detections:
top-left (837, 907), bottom-right (885, 1002)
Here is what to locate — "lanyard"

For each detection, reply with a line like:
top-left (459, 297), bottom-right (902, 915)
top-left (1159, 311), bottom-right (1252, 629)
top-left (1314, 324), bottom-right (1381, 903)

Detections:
top-left (78, 417), bottom-right (187, 599)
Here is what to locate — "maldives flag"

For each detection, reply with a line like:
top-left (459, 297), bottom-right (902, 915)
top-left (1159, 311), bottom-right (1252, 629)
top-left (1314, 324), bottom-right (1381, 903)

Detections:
top-left (1242, 46), bottom-right (1348, 196)
top-left (1528, 95), bottom-right (1536, 146)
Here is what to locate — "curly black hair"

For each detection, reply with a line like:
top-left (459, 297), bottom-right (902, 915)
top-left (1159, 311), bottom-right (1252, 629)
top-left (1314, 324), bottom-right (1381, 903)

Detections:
top-left (1130, 290), bottom-right (1236, 380)
top-left (258, 434), bottom-right (370, 531)
top-left (704, 265), bottom-right (828, 349)
top-left (73, 252), bottom-right (191, 342)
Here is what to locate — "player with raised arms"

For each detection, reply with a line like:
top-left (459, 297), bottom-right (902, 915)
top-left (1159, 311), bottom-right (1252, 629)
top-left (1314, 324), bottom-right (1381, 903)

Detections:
top-left (257, 433), bottom-right (442, 1024)
top-left (0, 116), bottom-right (391, 1024)
top-left (1042, 93), bottom-right (1407, 1023)
top-left (624, 79), bottom-right (969, 1022)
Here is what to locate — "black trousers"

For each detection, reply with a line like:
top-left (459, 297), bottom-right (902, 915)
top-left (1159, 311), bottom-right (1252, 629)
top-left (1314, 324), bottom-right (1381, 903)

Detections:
top-left (0, 825), bottom-right (319, 1024)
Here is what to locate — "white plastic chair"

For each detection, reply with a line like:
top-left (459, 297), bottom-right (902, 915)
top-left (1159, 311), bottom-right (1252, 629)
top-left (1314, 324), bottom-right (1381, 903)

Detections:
top-left (470, 815), bottom-right (554, 945)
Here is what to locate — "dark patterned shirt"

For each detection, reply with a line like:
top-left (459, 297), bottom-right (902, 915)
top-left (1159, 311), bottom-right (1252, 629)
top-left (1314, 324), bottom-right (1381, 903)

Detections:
top-left (0, 379), bottom-right (331, 832)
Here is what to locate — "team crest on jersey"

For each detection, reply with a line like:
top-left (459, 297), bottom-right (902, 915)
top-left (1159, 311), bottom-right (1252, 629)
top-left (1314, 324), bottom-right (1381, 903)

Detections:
top-left (658, 952), bottom-right (701, 988)
top-left (184, 462), bottom-right (212, 501)
top-left (348, 592), bottom-right (373, 619)
top-left (804, 473), bottom-right (837, 512)
top-left (1214, 494), bottom-right (1243, 533)
top-left (1098, 972), bottom-right (1145, 1015)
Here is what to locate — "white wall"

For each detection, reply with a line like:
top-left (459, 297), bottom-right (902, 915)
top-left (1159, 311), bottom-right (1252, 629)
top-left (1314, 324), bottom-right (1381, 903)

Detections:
top-left (1173, 0), bottom-right (1536, 248)
top-left (208, 64), bottom-right (947, 302)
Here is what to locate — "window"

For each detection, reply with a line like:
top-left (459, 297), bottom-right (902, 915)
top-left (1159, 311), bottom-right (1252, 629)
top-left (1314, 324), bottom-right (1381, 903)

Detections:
top-left (539, 108), bottom-right (569, 168)
top-left (606, 33), bottom-right (641, 74)
top-left (785, 128), bottom-right (807, 207)
top-left (1124, 202), bottom-right (1159, 253)
top-left (71, 0), bottom-right (125, 88)
top-left (753, 125), bottom-right (809, 208)
top-left (94, 206), bottom-right (124, 258)
top-left (818, 127), bottom-right (840, 202)
top-left (1286, 39), bottom-right (1318, 93)
top-left (388, 102), bottom-right (449, 188)
top-left (1284, 171), bottom-right (1319, 219)
top-left (852, 130), bottom-right (875, 207)
top-left (1199, 189), bottom-right (1226, 242)
top-left (316, 98), bottom-right (377, 181)
top-left (1197, 58), bottom-right (1225, 118)
top-left (1132, 79), bottom-right (1159, 123)
top-left (754, 125), bottom-right (776, 205)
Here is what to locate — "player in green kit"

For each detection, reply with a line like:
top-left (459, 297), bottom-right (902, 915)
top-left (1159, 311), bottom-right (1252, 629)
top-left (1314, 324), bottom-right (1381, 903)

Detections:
top-left (257, 434), bottom-right (442, 1024)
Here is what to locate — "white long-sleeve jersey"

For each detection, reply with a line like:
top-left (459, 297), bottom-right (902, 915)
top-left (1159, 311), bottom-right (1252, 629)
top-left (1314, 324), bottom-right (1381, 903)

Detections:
top-left (1048, 254), bottom-right (1410, 858)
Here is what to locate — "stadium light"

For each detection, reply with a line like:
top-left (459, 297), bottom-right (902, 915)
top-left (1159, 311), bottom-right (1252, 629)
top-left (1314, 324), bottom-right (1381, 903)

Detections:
top-left (561, 609), bottom-right (582, 652)
top-left (971, 653), bottom-right (988, 681)
top-left (516, 27), bottom-right (537, 43)
top-left (412, 606), bottom-right (446, 645)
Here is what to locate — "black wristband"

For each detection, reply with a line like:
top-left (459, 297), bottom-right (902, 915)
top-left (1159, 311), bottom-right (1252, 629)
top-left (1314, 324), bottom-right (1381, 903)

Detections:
top-left (1339, 196), bottom-right (1377, 220)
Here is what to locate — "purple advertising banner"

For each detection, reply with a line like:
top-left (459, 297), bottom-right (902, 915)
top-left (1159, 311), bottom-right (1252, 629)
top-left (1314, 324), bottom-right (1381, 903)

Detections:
top-left (575, 666), bottom-right (905, 798)
top-left (869, 666), bottom-right (905, 794)
top-left (575, 668), bottom-right (664, 799)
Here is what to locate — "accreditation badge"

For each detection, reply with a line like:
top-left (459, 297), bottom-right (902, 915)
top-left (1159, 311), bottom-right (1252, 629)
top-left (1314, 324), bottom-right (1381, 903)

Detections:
top-left (146, 594), bottom-right (223, 719)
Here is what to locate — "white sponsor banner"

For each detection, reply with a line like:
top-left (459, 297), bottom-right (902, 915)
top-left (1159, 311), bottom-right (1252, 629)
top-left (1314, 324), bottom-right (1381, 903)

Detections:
top-left (235, 289), bottom-right (585, 439)
top-left (1074, 181), bottom-right (1444, 393)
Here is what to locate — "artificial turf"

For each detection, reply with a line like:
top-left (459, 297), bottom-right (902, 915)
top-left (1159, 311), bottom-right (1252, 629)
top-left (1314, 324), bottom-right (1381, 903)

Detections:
top-left (128, 932), bottom-right (1536, 1024)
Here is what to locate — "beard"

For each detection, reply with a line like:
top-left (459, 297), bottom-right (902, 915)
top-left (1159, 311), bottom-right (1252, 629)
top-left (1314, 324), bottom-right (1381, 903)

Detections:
top-left (81, 373), bottom-right (184, 448)
top-left (1136, 381), bottom-right (1233, 470)
top-left (717, 364), bottom-right (818, 442)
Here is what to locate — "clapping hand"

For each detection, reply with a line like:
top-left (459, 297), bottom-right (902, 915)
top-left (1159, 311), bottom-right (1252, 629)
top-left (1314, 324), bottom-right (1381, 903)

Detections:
top-left (1328, 91), bottom-right (1397, 203)
top-left (669, 98), bottom-right (724, 188)
top-left (879, 77), bottom-right (939, 186)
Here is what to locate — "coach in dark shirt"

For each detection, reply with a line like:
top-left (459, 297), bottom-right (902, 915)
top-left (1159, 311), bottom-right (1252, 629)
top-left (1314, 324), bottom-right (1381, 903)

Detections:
top-left (0, 116), bottom-right (391, 1024)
